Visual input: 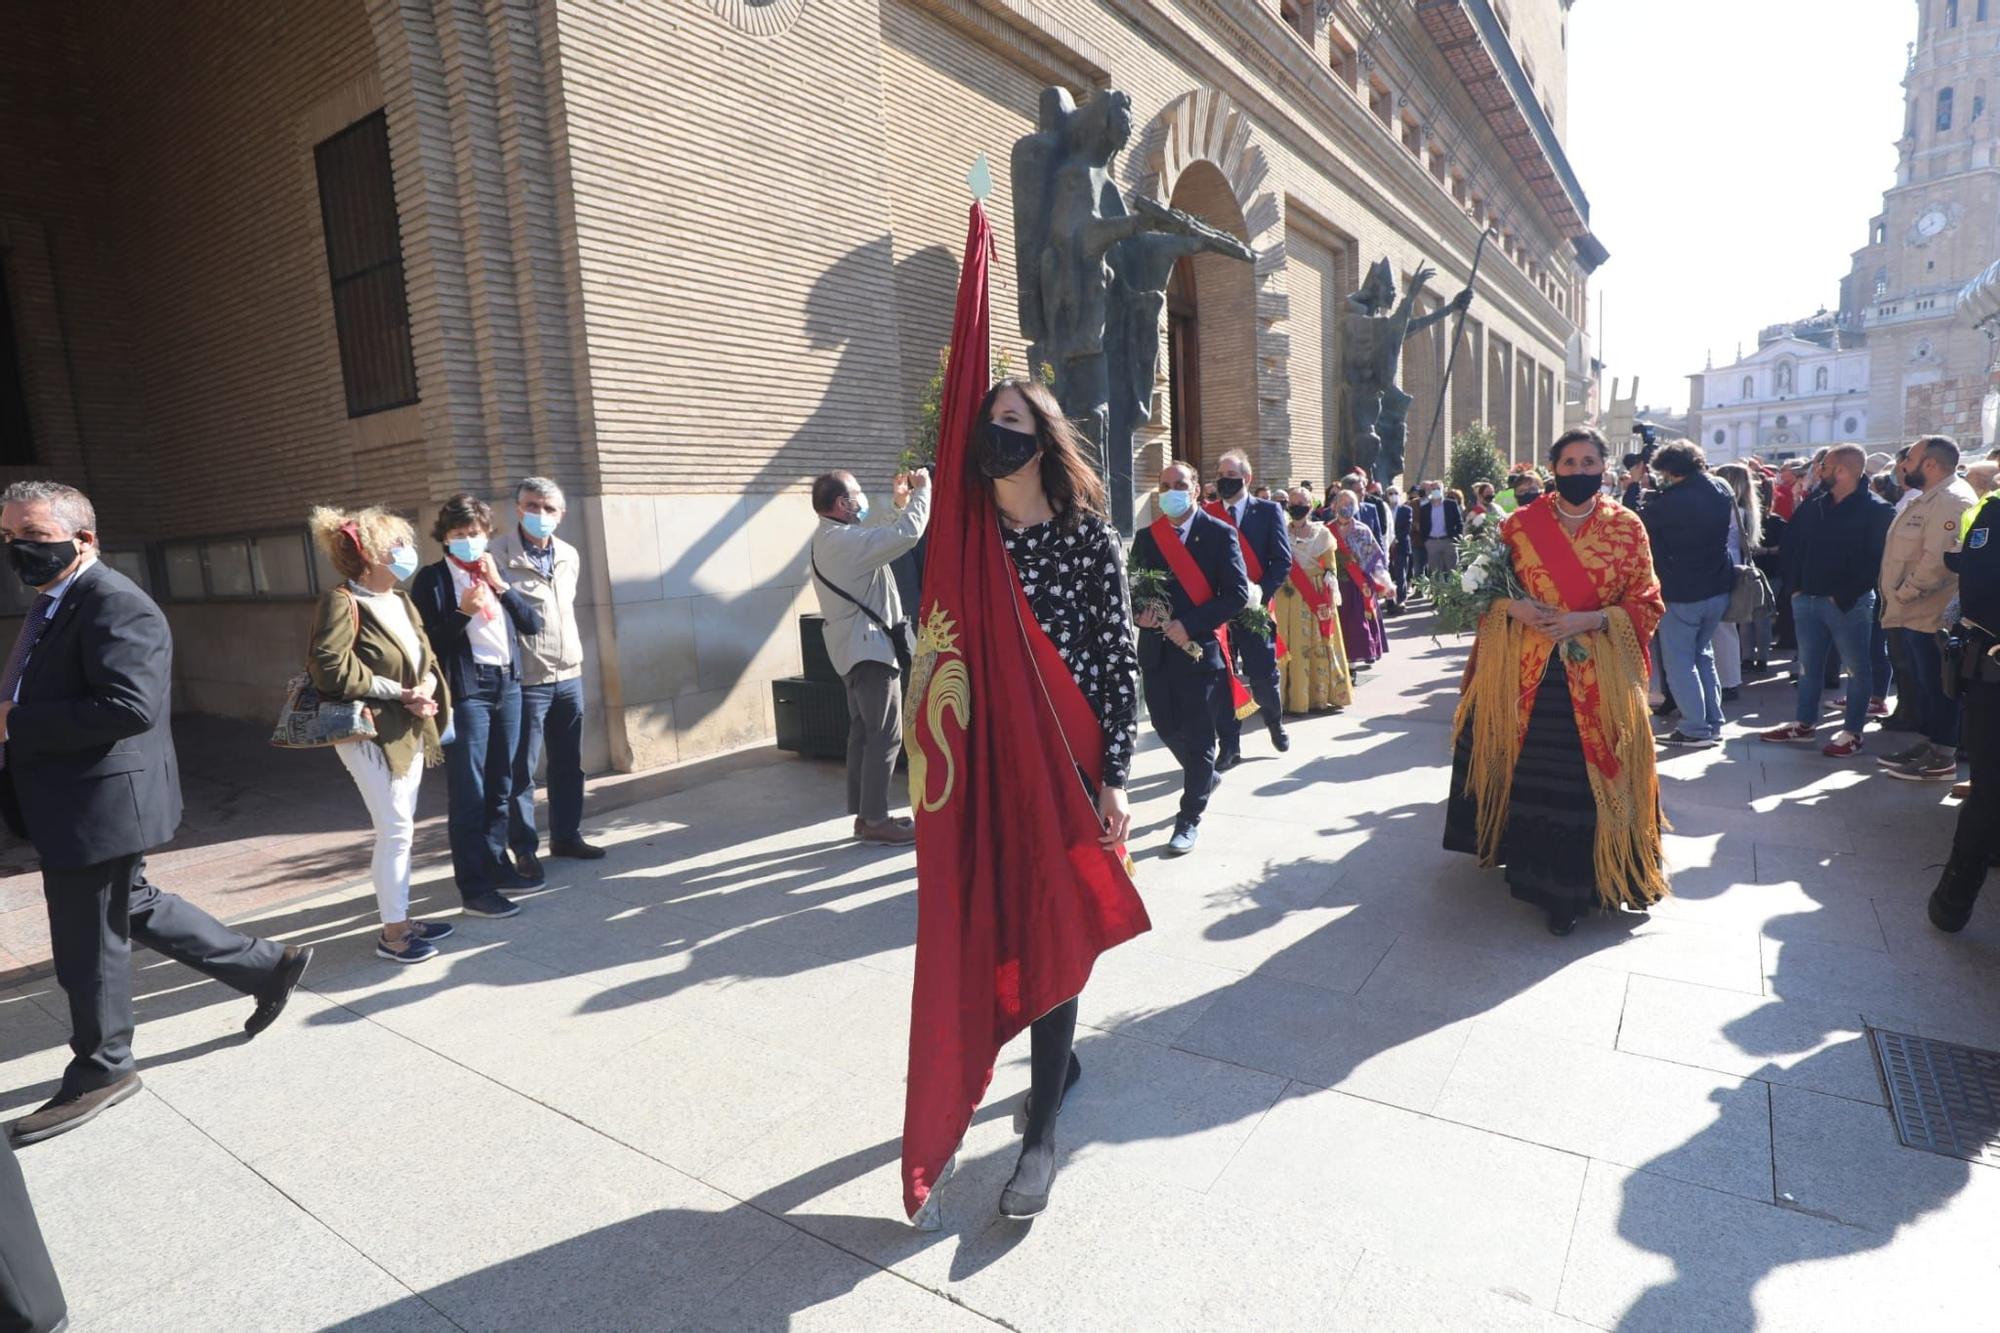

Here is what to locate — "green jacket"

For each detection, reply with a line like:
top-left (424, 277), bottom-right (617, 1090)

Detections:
top-left (308, 587), bottom-right (447, 773)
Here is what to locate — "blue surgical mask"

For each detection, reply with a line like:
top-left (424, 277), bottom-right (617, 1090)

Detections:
top-left (850, 496), bottom-right (869, 524)
top-left (1159, 488), bottom-right (1195, 519)
top-left (387, 545), bottom-right (420, 581)
top-left (447, 535), bottom-right (488, 563)
top-left (521, 510), bottom-right (560, 540)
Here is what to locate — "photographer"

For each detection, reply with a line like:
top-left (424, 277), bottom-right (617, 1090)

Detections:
top-left (1622, 425), bottom-right (1661, 510)
top-left (810, 466), bottom-right (931, 845)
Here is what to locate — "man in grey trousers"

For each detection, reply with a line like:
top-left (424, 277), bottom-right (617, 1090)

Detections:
top-left (809, 466), bottom-right (930, 845)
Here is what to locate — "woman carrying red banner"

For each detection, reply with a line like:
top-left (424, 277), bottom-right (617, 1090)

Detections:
top-left (1329, 491), bottom-right (1392, 667)
top-left (1276, 485), bottom-right (1353, 713)
top-left (1444, 427), bottom-right (1671, 935)
top-left (950, 377), bottom-right (1141, 1218)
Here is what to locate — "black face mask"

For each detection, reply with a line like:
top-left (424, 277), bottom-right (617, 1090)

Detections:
top-left (1553, 473), bottom-right (1601, 505)
top-left (977, 422), bottom-right (1042, 479)
top-left (1215, 476), bottom-right (1245, 501)
top-left (1287, 503), bottom-right (1311, 521)
top-left (1516, 488), bottom-right (1542, 505)
top-left (7, 539), bottom-right (77, 588)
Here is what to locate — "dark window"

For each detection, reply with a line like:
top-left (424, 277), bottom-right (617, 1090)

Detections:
top-left (314, 112), bottom-right (418, 417)
top-left (1713, 429), bottom-right (1725, 446)
top-left (1948, 0), bottom-right (1959, 26)
top-left (1981, 0), bottom-right (1990, 20)
top-left (0, 266), bottom-right (33, 464)
top-left (1845, 416), bottom-right (1859, 432)
top-left (1938, 87), bottom-right (1955, 131)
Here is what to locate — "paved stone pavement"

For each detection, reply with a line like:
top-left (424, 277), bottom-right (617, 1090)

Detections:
top-left (5, 614), bottom-right (1998, 1330)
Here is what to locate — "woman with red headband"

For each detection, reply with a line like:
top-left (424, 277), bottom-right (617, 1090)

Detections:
top-left (308, 506), bottom-right (454, 961)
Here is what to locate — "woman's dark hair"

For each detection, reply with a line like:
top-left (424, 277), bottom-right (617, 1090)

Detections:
top-left (1652, 441), bottom-right (1706, 479)
top-left (975, 378), bottom-right (1107, 530)
top-left (1549, 426), bottom-right (1608, 467)
top-left (432, 493), bottom-right (495, 544)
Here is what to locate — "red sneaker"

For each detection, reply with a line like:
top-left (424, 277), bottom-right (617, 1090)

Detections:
top-left (1760, 722), bottom-right (1816, 743)
top-left (1821, 730), bottom-right (1865, 758)
top-left (1867, 697), bottom-right (1889, 717)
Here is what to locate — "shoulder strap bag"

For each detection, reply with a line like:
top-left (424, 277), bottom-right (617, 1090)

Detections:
top-left (270, 591), bottom-right (381, 749)
top-left (812, 555), bottom-right (911, 676)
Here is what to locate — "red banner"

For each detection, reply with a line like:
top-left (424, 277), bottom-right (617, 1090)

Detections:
top-left (900, 202), bottom-right (1150, 1220)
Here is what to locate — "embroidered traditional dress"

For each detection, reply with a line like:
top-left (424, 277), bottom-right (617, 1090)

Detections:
top-left (1332, 518), bottom-right (1389, 664)
top-left (1274, 520), bottom-right (1353, 713)
top-left (1444, 495), bottom-right (1670, 918)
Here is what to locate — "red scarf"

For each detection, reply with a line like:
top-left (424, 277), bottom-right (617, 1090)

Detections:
top-left (449, 554), bottom-right (499, 621)
top-left (1146, 515), bottom-right (1254, 717)
top-left (901, 203), bottom-right (1149, 1220)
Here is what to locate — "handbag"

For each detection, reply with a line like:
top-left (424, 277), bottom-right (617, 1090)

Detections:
top-left (1723, 563), bottom-right (1773, 624)
top-left (270, 592), bottom-right (379, 749)
top-left (811, 556), bottom-right (912, 676)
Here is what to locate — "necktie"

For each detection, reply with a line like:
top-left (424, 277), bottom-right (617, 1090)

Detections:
top-left (0, 595), bottom-right (58, 768)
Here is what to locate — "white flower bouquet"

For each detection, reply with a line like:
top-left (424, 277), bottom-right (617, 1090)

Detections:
top-left (1422, 527), bottom-right (1526, 636)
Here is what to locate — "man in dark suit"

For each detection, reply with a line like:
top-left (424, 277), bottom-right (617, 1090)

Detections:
top-left (0, 1133), bottom-right (64, 1331)
top-left (1133, 463), bottom-right (1249, 856)
top-left (0, 482), bottom-right (310, 1148)
top-left (1385, 486), bottom-right (1414, 613)
top-left (1206, 450), bottom-right (1292, 768)
top-left (1414, 484), bottom-right (1464, 577)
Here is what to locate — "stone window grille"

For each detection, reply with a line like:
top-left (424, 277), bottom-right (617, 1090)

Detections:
top-left (1939, 87), bottom-right (1955, 132)
top-left (313, 111), bottom-right (420, 418)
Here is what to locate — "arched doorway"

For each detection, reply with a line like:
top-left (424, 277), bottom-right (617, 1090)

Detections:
top-left (1164, 158), bottom-right (1254, 483)
top-left (1166, 258), bottom-right (1203, 470)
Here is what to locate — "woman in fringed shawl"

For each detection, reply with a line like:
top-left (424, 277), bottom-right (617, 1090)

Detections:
top-left (1329, 492), bottom-right (1392, 667)
top-left (1275, 486), bottom-right (1354, 713)
top-left (1444, 427), bottom-right (1671, 935)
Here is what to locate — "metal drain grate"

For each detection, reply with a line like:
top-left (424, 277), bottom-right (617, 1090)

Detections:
top-left (1872, 1028), bottom-right (2000, 1166)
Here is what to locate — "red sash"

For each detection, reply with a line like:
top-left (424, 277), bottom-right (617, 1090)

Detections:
top-left (1287, 560), bottom-right (1334, 636)
top-left (1514, 498), bottom-right (1604, 612)
top-left (1204, 501), bottom-right (1264, 583)
top-left (1332, 529), bottom-right (1376, 615)
top-left (1147, 516), bottom-right (1255, 717)
top-left (1204, 502), bottom-right (1288, 662)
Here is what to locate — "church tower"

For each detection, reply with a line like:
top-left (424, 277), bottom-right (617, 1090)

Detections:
top-left (1840, 0), bottom-right (2000, 442)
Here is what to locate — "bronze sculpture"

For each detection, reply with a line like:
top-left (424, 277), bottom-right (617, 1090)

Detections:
top-left (1011, 87), bottom-right (1254, 532)
top-left (1342, 259), bottom-right (1472, 484)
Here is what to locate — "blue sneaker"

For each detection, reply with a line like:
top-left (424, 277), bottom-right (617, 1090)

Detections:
top-left (460, 892), bottom-right (521, 919)
top-left (377, 931), bottom-right (439, 964)
top-left (1165, 821), bottom-right (1200, 857)
top-left (405, 919), bottom-right (454, 942)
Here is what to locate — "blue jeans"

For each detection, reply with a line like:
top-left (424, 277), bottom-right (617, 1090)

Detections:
top-left (1793, 594), bottom-right (1877, 735)
top-left (444, 664), bottom-right (523, 899)
top-left (511, 676), bottom-right (587, 853)
top-left (1658, 593), bottom-right (1730, 739)
top-left (1897, 627), bottom-right (1958, 749)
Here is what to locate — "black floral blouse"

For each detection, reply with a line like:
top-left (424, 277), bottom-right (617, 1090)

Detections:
top-left (1000, 514), bottom-right (1141, 788)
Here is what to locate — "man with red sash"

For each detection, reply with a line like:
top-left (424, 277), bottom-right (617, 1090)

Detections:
top-left (1205, 449), bottom-right (1292, 768)
top-left (1131, 461), bottom-right (1251, 855)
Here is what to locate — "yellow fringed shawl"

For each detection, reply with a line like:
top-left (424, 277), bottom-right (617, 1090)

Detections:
top-left (1451, 498), bottom-right (1671, 908)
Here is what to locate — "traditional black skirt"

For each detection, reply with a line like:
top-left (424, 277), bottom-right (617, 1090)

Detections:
top-left (1444, 657), bottom-right (1602, 921)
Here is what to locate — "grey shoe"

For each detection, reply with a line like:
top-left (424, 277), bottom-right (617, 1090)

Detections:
top-left (1883, 745), bottom-right (1959, 782)
top-left (1876, 740), bottom-right (1932, 768)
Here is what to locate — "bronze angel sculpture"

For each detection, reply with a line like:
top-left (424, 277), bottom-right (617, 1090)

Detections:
top-left (1011, 87), bottom-right (1254, 532)
top-left (1342, 258), bottom-right (1472, 484)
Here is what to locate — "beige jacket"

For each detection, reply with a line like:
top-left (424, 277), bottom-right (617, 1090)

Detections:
top-left (1879, 476), bottom-right (1976, 632)
top-left (490, 529), bottom-right (585, 684)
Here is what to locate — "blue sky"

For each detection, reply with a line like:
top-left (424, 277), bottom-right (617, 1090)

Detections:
top-left (1568, 1), bottom-right (1916, 412)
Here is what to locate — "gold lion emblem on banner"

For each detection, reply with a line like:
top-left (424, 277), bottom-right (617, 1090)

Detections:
top-left (906, 606), bottom-right (969, 813)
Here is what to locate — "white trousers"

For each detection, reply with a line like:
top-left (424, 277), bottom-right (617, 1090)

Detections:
top-left (337, 742), bottom-right (425, 926)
